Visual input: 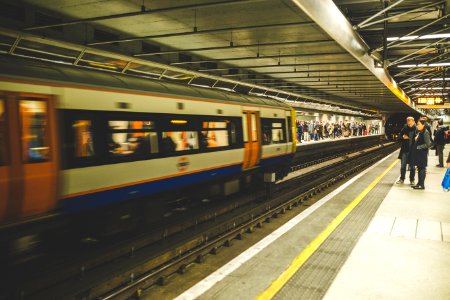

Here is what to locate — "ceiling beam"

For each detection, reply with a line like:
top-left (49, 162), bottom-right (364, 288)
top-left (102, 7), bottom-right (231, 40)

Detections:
top-left (23, 0), bottom-right (264, 30)
top-left (134, 39), bottom-right (334, 57)
top-left (291, 0), bottom-right (414, 109)
top-left (87, 21), bottom-right (315, 46)
top-left (170, 52), bottom-right (349, 65)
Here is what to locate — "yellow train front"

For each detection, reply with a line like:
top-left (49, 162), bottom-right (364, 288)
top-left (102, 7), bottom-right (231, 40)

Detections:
top-left (0, 57), bottom-right (296, 232)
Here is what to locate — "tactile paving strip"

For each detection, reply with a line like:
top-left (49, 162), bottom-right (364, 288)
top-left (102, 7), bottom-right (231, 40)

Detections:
top-left (273, 162), bottom-right (399, 300)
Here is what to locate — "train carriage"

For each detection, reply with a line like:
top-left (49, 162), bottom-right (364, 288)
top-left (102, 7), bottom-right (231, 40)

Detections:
top-left (0, 57), bottom-right (296, 226)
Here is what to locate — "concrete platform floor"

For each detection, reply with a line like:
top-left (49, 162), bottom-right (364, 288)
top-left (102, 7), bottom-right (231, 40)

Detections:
top-left (324, 147), bottom-right (450, 300)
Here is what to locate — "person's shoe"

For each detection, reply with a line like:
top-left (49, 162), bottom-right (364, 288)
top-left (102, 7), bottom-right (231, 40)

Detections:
top-left (396, 179), bottom-right (404, 184)
top-left (409, 180), bottom-right (415, 186)
top-left (436, 164), bottom-right (444, 167)
top-left (412, 185), bottom-right (425, 190)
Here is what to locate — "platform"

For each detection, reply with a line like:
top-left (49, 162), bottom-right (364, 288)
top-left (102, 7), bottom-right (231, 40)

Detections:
top-left (295, 134), bottom-right (383, 147)
top-left (175, 147), bottom-right (450, 300)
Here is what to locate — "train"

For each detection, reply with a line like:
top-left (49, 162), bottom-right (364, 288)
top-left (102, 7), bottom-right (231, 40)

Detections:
top-left (0, 56), bottom-right (296, 233)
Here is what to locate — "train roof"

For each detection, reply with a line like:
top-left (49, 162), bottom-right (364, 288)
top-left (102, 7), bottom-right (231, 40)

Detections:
top-left (0, 56), bottom-right (291, 109)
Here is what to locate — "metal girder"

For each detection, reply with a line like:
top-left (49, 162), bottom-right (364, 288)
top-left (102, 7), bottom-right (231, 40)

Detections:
top-left (355, 1), bottom-right (445, 30)
top-left (399, 68), bottom-right (440, 83)
top-left (388, 46), bottom-right (450, 68)
top-left (353, 0), bottom-right (406, 30)
top-left (388, 37), bottom-right (448, 66)
top-left (290, 0), bottom-right (413, 108)
top-left (374, 13), bottom-right (450, 51)
top-left (392, 54), bottom-right (450, 70)
top-left (23, 0), bottom-right (264, 30)
top-left (134, 39), bottom-right (334, 57)
top-left (87, 21), bottom-right (315, 46)
top-left (169, 52), bottom-right (348, 65)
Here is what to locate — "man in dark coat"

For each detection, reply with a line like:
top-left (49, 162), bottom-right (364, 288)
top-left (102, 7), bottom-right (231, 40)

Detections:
top-left (433, 119), bottom-right (448, 167)
top-left (411, 119), bottom-right (432, 189)
top-left (396, 116), bottom-right (416, 185)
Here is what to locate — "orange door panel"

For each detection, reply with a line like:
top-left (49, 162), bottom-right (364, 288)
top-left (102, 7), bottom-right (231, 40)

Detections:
top-left (0, 97), bottom-right (9, 220)
top-left (1, 93), bottom-right (59, 222)
top-left (242, 111), bottom-right (261, 170)
top-left (248, 112), bottom-right (261, 167)
top-left (18, 95), bottom-right (59, 218)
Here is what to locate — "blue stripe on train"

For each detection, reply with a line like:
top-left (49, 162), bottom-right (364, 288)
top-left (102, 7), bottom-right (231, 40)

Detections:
top-left (59, 154), bottom-right (292, 213)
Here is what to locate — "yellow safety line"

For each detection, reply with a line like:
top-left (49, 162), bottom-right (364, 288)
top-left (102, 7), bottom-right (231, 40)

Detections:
top-left (256, 159), bottom-right (399, 300)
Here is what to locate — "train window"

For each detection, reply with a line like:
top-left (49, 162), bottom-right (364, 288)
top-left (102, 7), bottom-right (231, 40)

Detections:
top-left (271, 123), bottom-right (284, 143)
top-left (262, 119), bottom-right (286, 145)
top-left (201, 121), bottom-right (229, 149)
top-left (19, 100), bottom-right (50, 162)
top-left (287, 117), bottom-right (292, 142)
top-left (73, 120), bottom-right (94, 158)
top-left (162, 131), bottom-right (199, 152)
top-left (242, 114), bottom-right (248, 142)
top-left (0, 100), bottom-right (6, 165)
top-left (250, 114), bottom-right (258, 142)
top-left (108, 120), bottom-right (158, 157)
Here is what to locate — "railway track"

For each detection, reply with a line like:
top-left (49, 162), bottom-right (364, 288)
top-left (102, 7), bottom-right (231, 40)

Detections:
top-left (3, 140), bottom-right (397, 300)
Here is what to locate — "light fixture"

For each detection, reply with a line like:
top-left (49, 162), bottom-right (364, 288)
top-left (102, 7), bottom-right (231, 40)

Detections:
top-left (170, 120), bottom-right (188, 124)
top-left (387, 33), bottom-right (450, 41)
top-left (408, 78), bottom-right (450, 82)
top-left (397, 63), bottom-right (450, 68)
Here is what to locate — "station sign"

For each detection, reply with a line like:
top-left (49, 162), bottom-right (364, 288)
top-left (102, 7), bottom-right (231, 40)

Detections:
top-left (417, 97), bottom-right (444, 105)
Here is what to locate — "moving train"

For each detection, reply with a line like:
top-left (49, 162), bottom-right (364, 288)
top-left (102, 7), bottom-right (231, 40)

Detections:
top-left (0, 57), bottom-right (296, 230)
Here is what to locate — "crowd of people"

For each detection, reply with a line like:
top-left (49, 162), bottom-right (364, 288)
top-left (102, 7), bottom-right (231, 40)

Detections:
top-left (295, 120), bottom-right (380, 142)
top-left (397, 117), bottom-right (450, 190)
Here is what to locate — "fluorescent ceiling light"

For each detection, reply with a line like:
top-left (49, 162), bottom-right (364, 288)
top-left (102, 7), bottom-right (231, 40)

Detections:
top-left (429, 62), bottom-right (450, 67)
top-left (411, 87), bottom-right (450, 90)
top-left (414, 92), bottom-right (448, 96)
top-left (387, 33), bottom-right (450, 41)
top-left (408, 78), bottom-right (450, 81)
top-left (397, 62), bottom-right (450, 68)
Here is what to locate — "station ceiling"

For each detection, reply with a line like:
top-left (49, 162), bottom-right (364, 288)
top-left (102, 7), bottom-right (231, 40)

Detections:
top-left (0, 0), bottom-right (448, 115)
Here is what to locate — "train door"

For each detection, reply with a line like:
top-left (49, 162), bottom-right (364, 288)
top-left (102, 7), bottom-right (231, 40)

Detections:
top-left (242, 111), bottom-right (261, 170)
top-left (1, 93), bottom-right (59, 221)
top-left (0, 96), bottom-right (8, 220)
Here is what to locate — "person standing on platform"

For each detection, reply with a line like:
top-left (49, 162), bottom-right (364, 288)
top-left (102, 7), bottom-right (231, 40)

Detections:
top-left (396, 116), bottom-right (416, 185)
top-left (297, 121), bottom-right (303, 143)
top-left (447, 151), bottom-right (450, 168)
top-left (433, 119), bottom-right (448, 167)
top-left (411, 119), bottom-right (432, 190)
top-left (308, 121), bottom-right (314, 141)
top-left (303, 121), bottom-right (310, 142)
